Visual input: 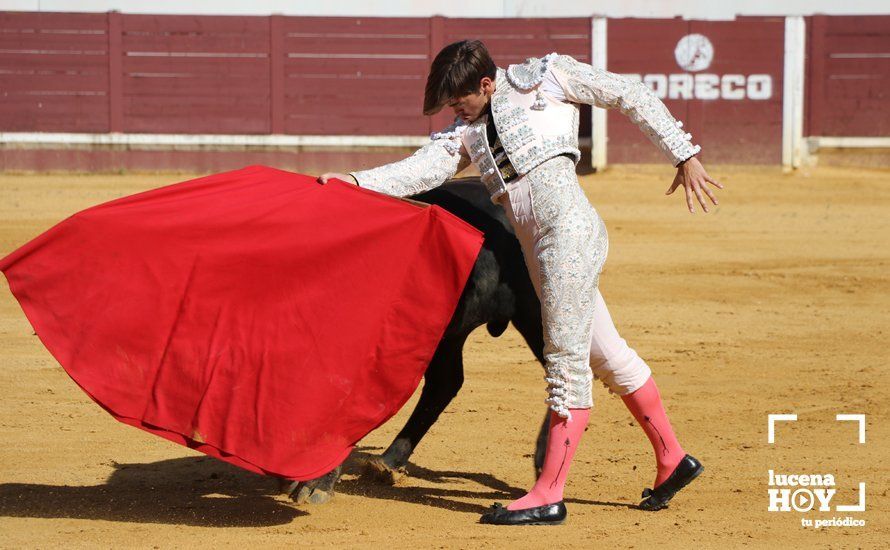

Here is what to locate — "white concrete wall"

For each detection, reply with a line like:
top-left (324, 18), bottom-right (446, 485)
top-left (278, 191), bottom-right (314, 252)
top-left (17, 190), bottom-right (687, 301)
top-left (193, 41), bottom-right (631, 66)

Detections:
top-left (2, 0), bottom-right (888, 18)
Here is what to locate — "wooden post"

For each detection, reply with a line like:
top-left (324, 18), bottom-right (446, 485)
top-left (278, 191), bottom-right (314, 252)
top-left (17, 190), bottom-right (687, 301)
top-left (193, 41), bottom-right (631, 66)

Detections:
top-left (591, 16), bottom-right (607, 172)
top-left (782, 16), bottom-right (806, 170)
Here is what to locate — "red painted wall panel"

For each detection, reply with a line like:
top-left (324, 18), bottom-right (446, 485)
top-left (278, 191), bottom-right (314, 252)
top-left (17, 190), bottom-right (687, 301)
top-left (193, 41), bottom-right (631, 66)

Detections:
top-left (280, 16), bottom-right (431, 136)
top-left (807, 15), bottom-right (889, 137)
top-left (607, 17), bottom-right (784, 165)
top-left (120, 14), bottom-right (271, 134)
top-left (0, 11), bottom-right (109, 132)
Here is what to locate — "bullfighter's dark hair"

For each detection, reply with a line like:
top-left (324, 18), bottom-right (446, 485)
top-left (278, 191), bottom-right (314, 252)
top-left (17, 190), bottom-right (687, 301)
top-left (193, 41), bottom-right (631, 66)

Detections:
top-left (423, 39), bottom-right (497, 116)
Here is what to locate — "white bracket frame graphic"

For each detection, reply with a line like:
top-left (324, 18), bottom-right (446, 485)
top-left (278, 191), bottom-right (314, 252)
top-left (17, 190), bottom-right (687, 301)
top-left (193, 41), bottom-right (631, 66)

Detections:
top-left (836, 413), bottom-right (866, 444)
top-left (836, 482), bottom-right (866, 512)
top-left (768, 413), bottom-right (797, 444)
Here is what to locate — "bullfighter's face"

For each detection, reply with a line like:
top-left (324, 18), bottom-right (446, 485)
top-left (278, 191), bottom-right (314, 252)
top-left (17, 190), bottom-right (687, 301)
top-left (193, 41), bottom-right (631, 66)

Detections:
top-left (446, 76), bottom-right (495, 124)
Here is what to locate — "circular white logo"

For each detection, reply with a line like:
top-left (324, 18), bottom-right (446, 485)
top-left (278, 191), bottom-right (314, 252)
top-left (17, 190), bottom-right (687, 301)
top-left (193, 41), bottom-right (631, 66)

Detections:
top-left (674, 34), bottom-right (714, 72)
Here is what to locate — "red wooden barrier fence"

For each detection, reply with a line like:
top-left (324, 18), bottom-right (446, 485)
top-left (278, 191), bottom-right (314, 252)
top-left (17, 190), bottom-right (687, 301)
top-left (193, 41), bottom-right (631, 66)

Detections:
top-left (0, 12), bottom-right (591, 137)
top-left (0, 11), bottom-right (887, 170)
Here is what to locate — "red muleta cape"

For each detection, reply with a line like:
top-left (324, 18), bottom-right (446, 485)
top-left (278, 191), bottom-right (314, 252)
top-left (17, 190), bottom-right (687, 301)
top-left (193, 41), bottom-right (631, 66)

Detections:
top-left (0, 165), bottom-right (483, 480)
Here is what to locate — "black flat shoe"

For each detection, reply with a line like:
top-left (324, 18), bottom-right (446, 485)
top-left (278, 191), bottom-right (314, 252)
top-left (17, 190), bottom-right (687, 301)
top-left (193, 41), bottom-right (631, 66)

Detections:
top-left (479, 501), bottom-right (567, 525)
top-left (638, 454), bottom-right (704, 511)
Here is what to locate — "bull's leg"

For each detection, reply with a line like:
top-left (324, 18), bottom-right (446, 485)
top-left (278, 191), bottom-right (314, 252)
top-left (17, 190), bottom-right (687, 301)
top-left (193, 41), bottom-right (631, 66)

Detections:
top-left (364, 334), bottom-right (467, 484)
top-left (532, 408), bottom-right (551, 477)
top-left (509, 294), bottom-right (551, 476)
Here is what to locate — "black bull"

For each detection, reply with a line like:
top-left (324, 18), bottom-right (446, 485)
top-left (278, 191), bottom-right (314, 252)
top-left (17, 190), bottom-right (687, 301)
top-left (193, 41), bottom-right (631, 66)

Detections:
top-left (288, 177), bottom-right (553, 504)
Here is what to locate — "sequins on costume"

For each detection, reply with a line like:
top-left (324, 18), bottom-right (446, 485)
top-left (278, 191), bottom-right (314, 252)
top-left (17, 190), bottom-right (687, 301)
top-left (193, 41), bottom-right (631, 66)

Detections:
top-left (501, 154), bottom-right (610, 419)
top-left (547, 54), bottom-right (702, 166)
top-left (349, 117), bottom-right (471, 198)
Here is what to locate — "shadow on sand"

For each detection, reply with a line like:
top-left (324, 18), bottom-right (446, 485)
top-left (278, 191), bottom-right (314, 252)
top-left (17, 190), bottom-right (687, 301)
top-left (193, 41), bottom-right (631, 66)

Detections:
top-left (327, 448), bottom-right (637, 515)
top-left (0, 446), bottom-right (634, 526)
top-left (0, 455), bottom-right (302, 527)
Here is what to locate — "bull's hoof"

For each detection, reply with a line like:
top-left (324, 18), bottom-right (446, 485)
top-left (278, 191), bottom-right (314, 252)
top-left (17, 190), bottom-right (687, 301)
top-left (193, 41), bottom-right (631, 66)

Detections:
top-left (292, 482), bottom-right (334, 505)
top-left (362, 456), bottom-right (408, 485)
top-left (284, 465), bottom-right (342, 505)
top-left (279, 478), bottom-right (300, 496)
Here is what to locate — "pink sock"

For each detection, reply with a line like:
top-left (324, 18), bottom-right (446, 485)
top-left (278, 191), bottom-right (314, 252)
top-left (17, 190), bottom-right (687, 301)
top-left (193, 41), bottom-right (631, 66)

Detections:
top-left (507, 408), bottom-right (589, 510)
top-left (621, 376), bottom-right (685, 488)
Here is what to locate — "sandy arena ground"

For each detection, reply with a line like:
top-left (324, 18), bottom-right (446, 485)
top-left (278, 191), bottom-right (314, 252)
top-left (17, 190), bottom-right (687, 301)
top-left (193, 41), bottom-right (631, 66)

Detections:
top-left (0, 164), bottom-right (887, 548)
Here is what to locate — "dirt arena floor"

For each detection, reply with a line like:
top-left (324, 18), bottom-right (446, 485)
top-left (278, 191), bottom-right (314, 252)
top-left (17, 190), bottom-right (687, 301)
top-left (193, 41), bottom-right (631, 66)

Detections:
top-left (1, 164), bottom-right (887, 548)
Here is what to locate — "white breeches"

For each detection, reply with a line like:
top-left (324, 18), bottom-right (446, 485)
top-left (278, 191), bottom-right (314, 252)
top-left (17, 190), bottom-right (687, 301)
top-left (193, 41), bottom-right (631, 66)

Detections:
top-left (499, 154), bottom-right (652, 418)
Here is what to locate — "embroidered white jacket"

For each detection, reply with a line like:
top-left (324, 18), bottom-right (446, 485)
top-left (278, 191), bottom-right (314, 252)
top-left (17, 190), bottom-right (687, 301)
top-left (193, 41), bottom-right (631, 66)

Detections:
top-left (350, 52), bottom-right (701, 201)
